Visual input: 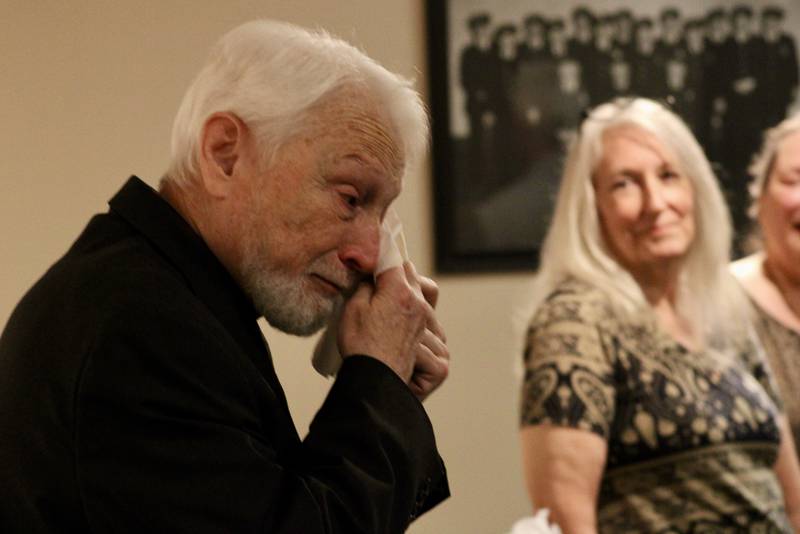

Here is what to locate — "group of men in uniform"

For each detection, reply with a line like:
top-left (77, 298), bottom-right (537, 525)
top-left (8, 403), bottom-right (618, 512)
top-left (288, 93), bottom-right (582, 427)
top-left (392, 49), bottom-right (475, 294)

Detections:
top-left (458, 4), bottom-right (798, 234)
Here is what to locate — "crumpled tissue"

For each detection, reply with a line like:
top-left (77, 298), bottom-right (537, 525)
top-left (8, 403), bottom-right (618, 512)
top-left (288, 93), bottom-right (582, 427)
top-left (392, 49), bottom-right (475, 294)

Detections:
top-left (506, 509), bottom-right (562, 534)
top-left (311, 208), bottom-right (407, 377)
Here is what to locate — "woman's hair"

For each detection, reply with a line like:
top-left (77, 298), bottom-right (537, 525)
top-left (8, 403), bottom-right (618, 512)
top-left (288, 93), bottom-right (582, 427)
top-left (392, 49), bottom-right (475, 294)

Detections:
top-left (165, 19), bottom-right (428, 186)
top-left (528, 98), bottom-right (742, 341)
top-left (747, 111), bottom-right (800, 218)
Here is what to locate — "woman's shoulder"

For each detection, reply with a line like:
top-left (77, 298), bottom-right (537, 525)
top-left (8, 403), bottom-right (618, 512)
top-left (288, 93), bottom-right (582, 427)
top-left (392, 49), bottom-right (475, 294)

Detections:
top-left (544, 277), bottom-right (609, 303)
top-left (530, 277), bottom-right (616, 329)
top-left (730, 253), bottom-right (800, 332)
top-left (729, 253), bottom-right (764, 294)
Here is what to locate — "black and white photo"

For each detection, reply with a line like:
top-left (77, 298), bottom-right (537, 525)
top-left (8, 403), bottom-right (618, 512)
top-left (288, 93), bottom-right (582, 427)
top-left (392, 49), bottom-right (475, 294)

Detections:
top-left (428, 0), bottom-right (800, 272)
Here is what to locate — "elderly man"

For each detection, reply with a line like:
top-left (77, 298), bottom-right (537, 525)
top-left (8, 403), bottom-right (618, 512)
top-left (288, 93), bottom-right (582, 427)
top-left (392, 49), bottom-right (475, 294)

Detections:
top-left (0, 20), bottom-right (450, 533)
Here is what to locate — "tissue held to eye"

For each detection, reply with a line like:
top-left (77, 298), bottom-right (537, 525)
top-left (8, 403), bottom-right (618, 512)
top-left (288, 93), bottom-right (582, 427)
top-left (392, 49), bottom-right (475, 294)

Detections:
top-left (312, 208), bottom-right (407, 376)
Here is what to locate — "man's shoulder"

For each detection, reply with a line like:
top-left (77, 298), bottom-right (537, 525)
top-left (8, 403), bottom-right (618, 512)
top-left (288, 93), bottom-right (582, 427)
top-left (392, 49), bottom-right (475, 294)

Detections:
top-left (57, 213), bottom-right (191, 309)
top-left (3, 209), bottom-right (259, 397)
top-left (11, 211), bottom-right (199, 339)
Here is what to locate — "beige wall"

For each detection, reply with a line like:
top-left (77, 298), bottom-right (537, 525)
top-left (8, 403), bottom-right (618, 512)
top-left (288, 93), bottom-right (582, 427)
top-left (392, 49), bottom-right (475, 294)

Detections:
top-left (0, 1), bottom-right (534, 531)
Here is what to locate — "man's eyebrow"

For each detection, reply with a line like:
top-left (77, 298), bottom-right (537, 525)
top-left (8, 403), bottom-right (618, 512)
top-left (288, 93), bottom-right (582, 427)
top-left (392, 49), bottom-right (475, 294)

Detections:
top-left (343, 153), bottom-right (395, 173)
top-left (343, 154), bottom-right (368, 165)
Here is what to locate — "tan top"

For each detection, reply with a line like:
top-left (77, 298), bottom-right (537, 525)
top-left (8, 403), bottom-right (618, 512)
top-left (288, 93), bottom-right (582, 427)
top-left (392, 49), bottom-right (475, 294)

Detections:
top-left (751, 300), bottom-right (800, 458)
top-left (520, 278), bottom-right (790, 533)
top-left (732, 253), bottom-right (800, 458)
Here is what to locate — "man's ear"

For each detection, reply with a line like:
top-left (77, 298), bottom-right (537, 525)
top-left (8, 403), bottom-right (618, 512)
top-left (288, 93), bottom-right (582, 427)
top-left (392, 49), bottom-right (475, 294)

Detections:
top-left (198, 112), bottom-right (249, 198)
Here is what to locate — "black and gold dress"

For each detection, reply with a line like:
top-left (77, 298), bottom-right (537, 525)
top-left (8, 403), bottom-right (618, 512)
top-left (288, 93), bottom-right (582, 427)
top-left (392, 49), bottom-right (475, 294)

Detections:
top-left (520, 278), bottom-right (791, 533)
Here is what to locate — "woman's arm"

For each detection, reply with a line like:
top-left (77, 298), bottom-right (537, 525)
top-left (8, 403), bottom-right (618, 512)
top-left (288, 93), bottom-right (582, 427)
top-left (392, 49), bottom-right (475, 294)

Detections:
top-left (774, 415), bottom-right (800, 530)
top-left (520, 424), bottom-right (607, 534)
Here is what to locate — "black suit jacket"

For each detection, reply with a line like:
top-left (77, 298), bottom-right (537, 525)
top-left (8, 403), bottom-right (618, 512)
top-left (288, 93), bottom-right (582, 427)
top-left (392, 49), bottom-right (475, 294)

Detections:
top-left (0, 177), bottom-right (449, 533)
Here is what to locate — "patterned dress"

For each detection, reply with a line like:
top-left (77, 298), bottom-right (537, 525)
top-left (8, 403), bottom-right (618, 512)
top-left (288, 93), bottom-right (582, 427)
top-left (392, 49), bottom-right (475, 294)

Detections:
top-left (520, 279), bottom-right (791, 533)
top-left (749, 296), bottom-right (800, 461)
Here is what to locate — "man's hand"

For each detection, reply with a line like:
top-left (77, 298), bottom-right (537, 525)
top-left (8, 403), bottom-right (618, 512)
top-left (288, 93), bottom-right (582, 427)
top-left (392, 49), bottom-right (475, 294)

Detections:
top-left (405, 263), bottom-right (449, 401)
top-left (338, 262), bottom-right (449, 401)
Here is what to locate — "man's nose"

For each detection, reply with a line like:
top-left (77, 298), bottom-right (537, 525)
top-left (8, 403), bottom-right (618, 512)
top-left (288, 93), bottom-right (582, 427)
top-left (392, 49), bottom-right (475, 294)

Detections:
top-left (338, 220), bottom-right (381, 274)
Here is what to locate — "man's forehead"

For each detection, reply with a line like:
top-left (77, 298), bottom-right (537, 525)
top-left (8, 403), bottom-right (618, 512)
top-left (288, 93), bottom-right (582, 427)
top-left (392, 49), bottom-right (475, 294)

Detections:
top-left (311, 89), bottom-right (405, 174)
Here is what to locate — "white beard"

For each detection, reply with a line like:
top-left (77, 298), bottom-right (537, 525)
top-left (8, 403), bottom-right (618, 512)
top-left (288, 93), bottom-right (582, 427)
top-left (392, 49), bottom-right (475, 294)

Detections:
top-left (238, 234), bottom-right (342, 336)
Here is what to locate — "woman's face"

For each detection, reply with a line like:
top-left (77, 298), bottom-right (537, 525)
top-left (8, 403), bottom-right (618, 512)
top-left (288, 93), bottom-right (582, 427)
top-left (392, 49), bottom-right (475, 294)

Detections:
top-left (760, 130), bottom-right (800, 277)
top-left (594, 126), bottom-right (695, 275)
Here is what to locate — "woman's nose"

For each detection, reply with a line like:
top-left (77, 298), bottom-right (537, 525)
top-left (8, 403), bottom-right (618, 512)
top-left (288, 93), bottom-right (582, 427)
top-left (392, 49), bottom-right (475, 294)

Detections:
top-left (643, 178), bottom-right (667, 213)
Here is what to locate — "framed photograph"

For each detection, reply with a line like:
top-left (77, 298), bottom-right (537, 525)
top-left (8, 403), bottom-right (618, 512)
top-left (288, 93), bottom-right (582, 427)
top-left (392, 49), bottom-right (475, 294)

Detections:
top-left (427, 0), bottom-right (800, 273)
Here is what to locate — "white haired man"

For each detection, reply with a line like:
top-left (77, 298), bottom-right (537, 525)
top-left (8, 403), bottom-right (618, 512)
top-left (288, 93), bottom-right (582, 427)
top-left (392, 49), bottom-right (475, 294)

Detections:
top-left (0, 20), bottom-right (450, 533)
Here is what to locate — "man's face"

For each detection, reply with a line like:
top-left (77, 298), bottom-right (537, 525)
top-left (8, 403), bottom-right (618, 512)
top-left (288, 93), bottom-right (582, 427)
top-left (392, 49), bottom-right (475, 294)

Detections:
top-left (548, 25), bottom-right (566, 49)
top-left (663, 15), bottom-right (680, 37)
top-left (525, 21), bottom-right (545, 44)
top-left (596, 20), bottom-right (614, 45)
top-left (499, 30), bottom-right (517, 57)
top-left (471, 24), bottom-right (491, 49)
top-left (234, 91), bottom-right (403, 335)
top-left (763, 16), bottom-right (782, 36)
top-left (686, 26), bottom-right (704, 50)
top-left (575, 15), bottom-right (593, 40)
top-left (636, 25), bottom-right (655, 50)
top-left (710, 15), bottom-right (729, 39)
top-left (734, 13), bottom-right (752, 35)
top-left (617, 16), bottom-right (633, 38)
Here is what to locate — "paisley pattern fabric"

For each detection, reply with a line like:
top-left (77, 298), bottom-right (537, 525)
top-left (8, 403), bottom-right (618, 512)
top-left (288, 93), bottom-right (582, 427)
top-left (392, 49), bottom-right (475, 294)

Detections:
top-left (520, 279), bottom-right (790, 533)
top-left (748, 295), bottom-right (800, 460)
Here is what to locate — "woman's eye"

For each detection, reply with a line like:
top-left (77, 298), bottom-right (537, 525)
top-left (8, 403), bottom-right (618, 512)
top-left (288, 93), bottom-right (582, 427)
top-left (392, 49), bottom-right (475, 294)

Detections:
top-left (611, 178), bottom-right (630, 190)
top-left (780, 171), bottom-right (800, 186)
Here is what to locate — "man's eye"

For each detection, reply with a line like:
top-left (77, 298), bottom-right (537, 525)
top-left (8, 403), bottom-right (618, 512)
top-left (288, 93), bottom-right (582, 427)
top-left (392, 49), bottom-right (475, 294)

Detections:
top-left (340, 192), bottom-right (359, 208)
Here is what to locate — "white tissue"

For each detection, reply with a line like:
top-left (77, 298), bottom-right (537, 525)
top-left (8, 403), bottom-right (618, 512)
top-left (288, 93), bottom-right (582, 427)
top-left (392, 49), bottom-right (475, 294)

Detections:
top-left (311, 208), bottom-right (408, 377)
top-left (506, 510), bottom-right (562, 534)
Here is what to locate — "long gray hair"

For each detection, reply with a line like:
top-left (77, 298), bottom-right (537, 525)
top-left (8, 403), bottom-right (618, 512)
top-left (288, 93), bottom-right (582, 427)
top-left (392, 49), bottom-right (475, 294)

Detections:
top-left (528, 98), bottom-right (744, 343)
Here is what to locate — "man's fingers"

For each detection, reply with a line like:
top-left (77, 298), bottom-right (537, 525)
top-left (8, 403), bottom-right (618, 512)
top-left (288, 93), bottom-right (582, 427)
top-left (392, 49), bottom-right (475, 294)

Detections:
top-left (403, 262), bottom-right (441, 310)
top-left (420, 326), bottom-right (447, 355)
top-left (374, 265), bottom-right (405, 291)
top-left (403, 261), bottom-right (424, 299)
top-left (419, 275), bottom-right (439, 308)
top-left (346, 279), bottom-right (376, 308)
top-left (410, 341), bottom-right (450, 401)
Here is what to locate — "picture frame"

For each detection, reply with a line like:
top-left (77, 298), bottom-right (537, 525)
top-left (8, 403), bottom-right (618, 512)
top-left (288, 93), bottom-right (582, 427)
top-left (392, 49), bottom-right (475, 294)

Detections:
top-left (426, 0), bottom-right (800, 273)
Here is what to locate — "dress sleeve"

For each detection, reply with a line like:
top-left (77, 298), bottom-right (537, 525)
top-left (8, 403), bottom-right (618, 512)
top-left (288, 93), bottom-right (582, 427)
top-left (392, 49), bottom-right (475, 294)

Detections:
top-left (519, 286), bottom-right (617, 439)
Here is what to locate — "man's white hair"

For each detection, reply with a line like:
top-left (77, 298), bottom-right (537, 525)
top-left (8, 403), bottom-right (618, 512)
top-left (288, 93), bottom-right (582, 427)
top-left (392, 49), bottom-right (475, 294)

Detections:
top-left (165, 19), bottom-right (428, 185)
top-left (528, 98), bottom-right (743, 342)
